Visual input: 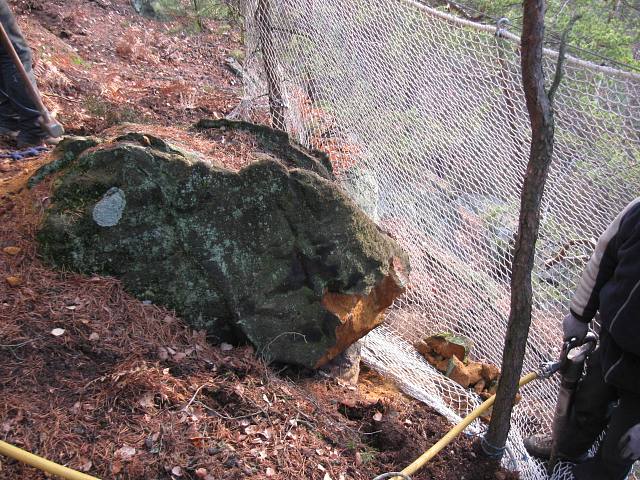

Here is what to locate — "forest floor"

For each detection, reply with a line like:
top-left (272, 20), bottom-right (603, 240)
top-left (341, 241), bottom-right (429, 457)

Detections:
top-left (0, 1), bottom-right (518, 478)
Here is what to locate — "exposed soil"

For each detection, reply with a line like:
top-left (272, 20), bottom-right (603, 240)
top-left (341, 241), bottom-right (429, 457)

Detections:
top-left (1, 1), bottom-right (520, 479)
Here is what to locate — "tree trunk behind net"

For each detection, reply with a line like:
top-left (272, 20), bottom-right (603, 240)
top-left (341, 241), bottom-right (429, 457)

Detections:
top-left (484, 0), bottom-right (556, 455)
top-left (256, 0), bottom-right (286, 129)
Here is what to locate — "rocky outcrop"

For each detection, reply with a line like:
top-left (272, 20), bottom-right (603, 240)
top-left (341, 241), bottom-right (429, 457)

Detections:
top-left (131, 0), bottom-right (166, 19)
top-left (36, 124), bottom-right (409, 368)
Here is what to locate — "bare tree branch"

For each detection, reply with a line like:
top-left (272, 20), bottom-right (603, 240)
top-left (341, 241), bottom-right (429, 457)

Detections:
top-left (548, 14), bottom-right (581, 102)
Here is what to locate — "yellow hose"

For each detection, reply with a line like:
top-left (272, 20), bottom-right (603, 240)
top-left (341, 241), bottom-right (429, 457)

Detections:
top-left (0, 440), bottom-right (101, 480)
top-left (398, 371), bottom-right (539, 479)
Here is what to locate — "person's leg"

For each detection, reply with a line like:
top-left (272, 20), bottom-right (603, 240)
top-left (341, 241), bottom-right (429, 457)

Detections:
top-left (572, 390), bottom-right (640, 480)
top-left (0, 1), bottom-right (47, 143)
top-left (0, 82), bottom-right (20, 134)
top-left (554, 348), bottom-right (618, 458)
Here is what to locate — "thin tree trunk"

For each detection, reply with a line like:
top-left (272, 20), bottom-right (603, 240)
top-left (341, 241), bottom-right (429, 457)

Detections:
top-left (192, 0), bottom-right (204, 31)
top-left (256, 0), bottom-right (286, 129)
top-left (483, 0), bottom-right (555, 457)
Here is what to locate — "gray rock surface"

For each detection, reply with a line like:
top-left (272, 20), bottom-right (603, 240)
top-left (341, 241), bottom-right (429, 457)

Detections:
top-left (131, 0), bottom-right (165, 19)
top-left (36, 123), bottom-right (409, 368)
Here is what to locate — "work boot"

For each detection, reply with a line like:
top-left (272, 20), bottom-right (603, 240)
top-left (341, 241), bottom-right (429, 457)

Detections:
top-left (524, 433), bottom-right (553, 459)
top-left (16, 133), bottom-right (60, 148)
top-left (524, 434), bottom-right (589, 463)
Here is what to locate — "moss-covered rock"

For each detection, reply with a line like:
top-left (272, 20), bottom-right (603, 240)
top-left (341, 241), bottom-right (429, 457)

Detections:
top-left (36, 127), bottom-right (409, 368)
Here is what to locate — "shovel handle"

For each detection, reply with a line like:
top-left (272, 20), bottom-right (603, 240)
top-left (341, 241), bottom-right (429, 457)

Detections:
top-left (0, 19), bottom-right (63, 137)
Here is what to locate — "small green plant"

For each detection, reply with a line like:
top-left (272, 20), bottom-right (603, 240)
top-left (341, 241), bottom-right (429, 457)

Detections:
top-left (229, 48), bottom-right (245, 62)
top-left (359, 450), bottom-right (377, 464)
top-left (345, 439), bottom-right (358, 451)
top-left (71, 54), bottom-right (89, 67)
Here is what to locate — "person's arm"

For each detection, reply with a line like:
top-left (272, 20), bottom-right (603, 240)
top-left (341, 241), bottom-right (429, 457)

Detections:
top-left (570, 198), bottom-right (640, 323)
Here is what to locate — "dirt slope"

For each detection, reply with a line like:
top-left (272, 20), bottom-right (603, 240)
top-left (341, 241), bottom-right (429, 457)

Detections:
top-left (1, 2), bottom-right (518, 479)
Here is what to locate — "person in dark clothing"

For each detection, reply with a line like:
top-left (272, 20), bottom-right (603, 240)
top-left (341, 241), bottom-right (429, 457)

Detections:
top-left (0, 1), bottom-right (57, 147)
top-left (525, 198), bottom-right (640, 479)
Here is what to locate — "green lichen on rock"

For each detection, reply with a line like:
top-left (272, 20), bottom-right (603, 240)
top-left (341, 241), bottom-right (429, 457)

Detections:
top-left (36, 127), bottom-right (409, 368)
top-left (28, 136), bottom-right (100, 188)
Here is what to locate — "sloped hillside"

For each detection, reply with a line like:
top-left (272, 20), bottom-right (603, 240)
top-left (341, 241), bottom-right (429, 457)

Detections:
top-left (1, 2), bottom-right (518, 479)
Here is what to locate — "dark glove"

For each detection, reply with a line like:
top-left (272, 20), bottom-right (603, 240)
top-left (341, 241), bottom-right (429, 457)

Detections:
top-left (562, 312), bottom-right (588, 343)
top-left (619, 424), bottom-right (640, 461)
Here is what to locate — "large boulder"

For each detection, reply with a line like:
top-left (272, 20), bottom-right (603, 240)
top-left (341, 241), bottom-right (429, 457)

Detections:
top-left (35, 124), bottom-right (409, 368)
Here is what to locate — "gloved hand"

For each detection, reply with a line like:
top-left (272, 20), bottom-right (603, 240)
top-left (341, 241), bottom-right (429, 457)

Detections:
top-left (619, 424), bottom-right (640, 461)
top-left (562, 312), bottom-right (588, 343)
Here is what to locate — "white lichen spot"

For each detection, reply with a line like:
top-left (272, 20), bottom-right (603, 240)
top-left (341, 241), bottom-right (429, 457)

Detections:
top-left (93, 187), bottom-right (126, 227)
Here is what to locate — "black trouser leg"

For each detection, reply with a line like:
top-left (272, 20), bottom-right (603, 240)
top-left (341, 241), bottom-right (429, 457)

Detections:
top-left (573, 391), bottom-right (640, 480)
top-left (0, 1), bottom-right (45, 139)
top-left (555, 348), bottom-right (618, 458)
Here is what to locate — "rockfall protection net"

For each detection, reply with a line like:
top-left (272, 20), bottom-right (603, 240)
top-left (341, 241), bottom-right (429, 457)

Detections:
top-left (238, 0), bottom-right (640, 478)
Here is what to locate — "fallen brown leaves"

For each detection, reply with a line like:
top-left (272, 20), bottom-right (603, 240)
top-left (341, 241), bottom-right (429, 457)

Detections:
top-left (14, 0), bottom-right (243, 136)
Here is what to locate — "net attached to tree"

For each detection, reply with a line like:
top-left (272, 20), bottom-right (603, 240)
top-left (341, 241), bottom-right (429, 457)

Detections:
top-left (238, 0), bottom-right (640, 478)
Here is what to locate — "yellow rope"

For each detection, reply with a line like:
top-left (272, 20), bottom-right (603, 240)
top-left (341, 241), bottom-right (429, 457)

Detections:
top-left (0, 440), bottom-right (101, 480)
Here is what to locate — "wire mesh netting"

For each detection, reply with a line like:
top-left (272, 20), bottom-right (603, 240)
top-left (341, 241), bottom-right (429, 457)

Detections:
top-left (238, 0), bottom-right (640, 478)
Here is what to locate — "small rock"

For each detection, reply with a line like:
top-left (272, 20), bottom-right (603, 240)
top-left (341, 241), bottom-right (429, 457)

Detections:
top-left (5, 275), bottom-right (22, 287)
top-left (223, 456), bottom-right (238, 468)
top-left (89, 332), bottom-right (100, 341)
top-left (434, 356), bottom-right (450, 372)
top-left (416, 334), bottom-right (473, 361)
top-left (466, 361), bottom-right (484, 385)
top-left (114, 445), bottom-right (136, 461)
top-left (482, 363), bottom-right (500, 382)
top-left (320, 341), bottom-right (361, 384)
top-left (446, 356), bottom-right (471, 388)
top-left (157, 346), bottom-right (169, 361)
top-left (195, 468), bottom-right (208, 478)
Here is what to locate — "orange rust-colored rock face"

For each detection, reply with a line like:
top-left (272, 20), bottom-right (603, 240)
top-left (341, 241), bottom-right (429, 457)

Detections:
top-left (448, 356), bottom-right (471, 388)
top-left (466, 362), bottom-right (485, 385)
top-left (482, 363), bottom-right (500, 383)
top-left (315, 261), bottom-right (407, 368)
